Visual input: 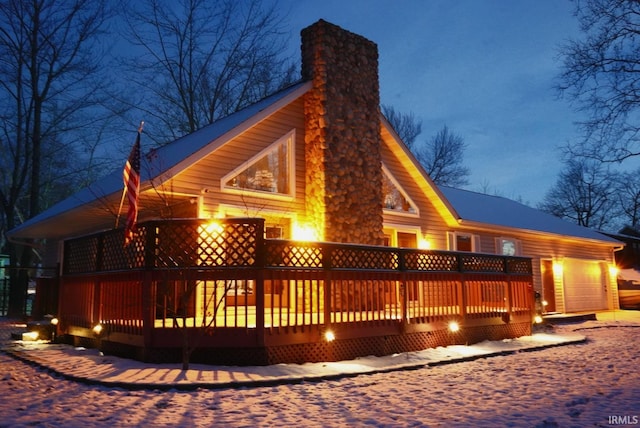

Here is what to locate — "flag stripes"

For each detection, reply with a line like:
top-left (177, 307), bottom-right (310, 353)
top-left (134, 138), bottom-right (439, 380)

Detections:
top-left (123, 131), bottom-right (141, 245)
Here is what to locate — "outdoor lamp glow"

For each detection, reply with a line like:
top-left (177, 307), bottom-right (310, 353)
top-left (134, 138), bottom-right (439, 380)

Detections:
top-left (552, 262), bottom-right (563, 277)
top-left (448, 321), bottom-right (460, 333)
top-left (293, 223), bottom-right (318, 242)
top-left (534, 315), bottom-right (543, 324)
top-left (22, 331), bottom-right (39, 341)
top-left (92, 324), bottom-right (103, 335)
top-left (418, 235), bottom-right (431, 250)
top-left (324, 329), bottom-right (336, 342)
top-left (50, 317), bottom-right (59, 326)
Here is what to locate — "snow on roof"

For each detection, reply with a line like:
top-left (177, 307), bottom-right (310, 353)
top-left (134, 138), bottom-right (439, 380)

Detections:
top-left (438, 186), bottom-right (621, 244)
top-left (8, 82), bottom-right (309, 238)
top-left (619, 268), bottom-right (640, 283)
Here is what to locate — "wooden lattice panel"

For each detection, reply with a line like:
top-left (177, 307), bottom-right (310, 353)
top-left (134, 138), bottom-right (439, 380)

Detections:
top-left (154, 222), bottom-right (200, 267)
top-left (265, 241), bottom-right (323, 267)
top-left (331, 246), bottom-right (399, 269)
top-left (63, 236), bottom-right (99, 274)
top-left (101, 227), bottom-right (146, 270)
top-left (404, 251), bottom-right (458, 271)
top-left (463, 322), bottom-right (531, 344)
top-left (506, 258), bottom-right (533, 274)
top-left (460, 254), bottom-right (505, 272)
top-left (195, 221), bottom-right (260, 267)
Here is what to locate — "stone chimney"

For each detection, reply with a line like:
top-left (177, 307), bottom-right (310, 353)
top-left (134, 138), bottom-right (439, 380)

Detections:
top-left (301, 20), bottom-right (384, 245)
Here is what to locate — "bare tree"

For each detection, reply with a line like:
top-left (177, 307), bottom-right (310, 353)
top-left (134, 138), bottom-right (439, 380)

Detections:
top-left (119, 0), bottom-right (296, 145)
top-left (614, 168), bottom-right (640, 228)
top-left (557, 0), bottom-right (640, 163)
top-left (382, 105), bottom-right (422, 149)
top-left (414, 125), bottom-right (470, 187)
top-left (538, 158), bottom-right (619, 230)
top-left (0, 0), bottom-right (113, 316)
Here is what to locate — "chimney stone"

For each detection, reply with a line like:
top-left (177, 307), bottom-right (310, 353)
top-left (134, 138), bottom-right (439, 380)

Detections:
top-left (301, 20), bottom-right (384, 245)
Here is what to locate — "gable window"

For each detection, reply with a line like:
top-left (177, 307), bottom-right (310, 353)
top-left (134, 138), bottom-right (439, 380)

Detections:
top-left (381, 164), bottom-right (418, 215)
top-left (496, 237), bottom-right (521, 256)
top-left (447, 232), bottom-right (480, 252)
top-left (222, 130), bottom-right (295, 198)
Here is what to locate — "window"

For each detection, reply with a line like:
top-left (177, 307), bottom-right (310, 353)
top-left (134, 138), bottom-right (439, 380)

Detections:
top-left (447, 232), bottom-right (480, 252)
top-left (496, 238), bottom-right (521, 256)
top-left (383, 227), bottom-right (419, 248)
top-left (222, 130), bottom-right (295, 197)
top-left (215, 204), bottom-right (293, 240)
top-left (381, 165), bottom-right (418, 215)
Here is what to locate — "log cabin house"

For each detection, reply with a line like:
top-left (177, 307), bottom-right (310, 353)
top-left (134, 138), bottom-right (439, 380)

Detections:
top-left (8, 20), bottom-right (622, 365)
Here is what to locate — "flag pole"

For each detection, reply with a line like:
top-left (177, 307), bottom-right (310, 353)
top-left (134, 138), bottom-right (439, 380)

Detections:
top-left (115, 121), bottom-right (145, 229)
top-left (115, 188), bottom-right (127, 229)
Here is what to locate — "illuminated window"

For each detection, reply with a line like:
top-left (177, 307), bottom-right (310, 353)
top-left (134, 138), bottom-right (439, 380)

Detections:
top-left (447, 232), bottom-right (480, 252)
top-left (382, 165), bottom-right (418, 215)
top-left (222, 130), bottom-right (294, 197)
top-left (384, 227), bottom-right (421, 249)
top-left (496, 237), bottom-right (521, 256)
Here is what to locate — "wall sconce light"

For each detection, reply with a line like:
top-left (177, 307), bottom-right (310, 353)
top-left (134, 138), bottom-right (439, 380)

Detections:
top-left (418, 234), bottom-right (431, 250)
top-left (293, 222), bottom-right (319, 242)
top-left (552, 261), bottom-right (563, 277)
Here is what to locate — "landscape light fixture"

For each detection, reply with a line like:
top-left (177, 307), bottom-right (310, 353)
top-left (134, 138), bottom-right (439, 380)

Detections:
top-left (324, 329), bottom-right (336, 342)
top-left (92, 323), bottom-right (103, 336)
top-left (22, 331), bottom-right (39, 341)
top-left (448, 321), bottom-right (460, 333)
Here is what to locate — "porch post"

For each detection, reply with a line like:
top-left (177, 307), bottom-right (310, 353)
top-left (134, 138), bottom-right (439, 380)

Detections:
top-left (142, 223), bottom-right (157, 353)
top-left (505, 258), bottom-right (514, 322)
top-left (457, 254), bottom-right (467, 323)
top-left (323, 244), bottom-right (332, 332)
top-left (254, 219), bottom-right (266, 347)
top-left (92, 234), bottom-right (104, 327)
top-left (398, 249), bottom-right (408, 331)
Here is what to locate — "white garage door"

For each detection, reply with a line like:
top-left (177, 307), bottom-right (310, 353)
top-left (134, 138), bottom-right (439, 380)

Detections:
top-left (563, 259), bottom-right (608, 312)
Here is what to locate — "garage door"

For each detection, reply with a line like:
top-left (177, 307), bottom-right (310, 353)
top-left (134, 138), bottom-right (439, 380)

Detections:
top-left (563, 259), bottom-right (608, 312)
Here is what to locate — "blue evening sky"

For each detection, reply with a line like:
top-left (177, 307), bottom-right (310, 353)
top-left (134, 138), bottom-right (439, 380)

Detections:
top-left (279, 0), bottom-right (584, 205)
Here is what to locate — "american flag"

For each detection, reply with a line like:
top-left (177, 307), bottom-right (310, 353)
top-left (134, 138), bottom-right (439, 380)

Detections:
top-left (123, 130), bottom-right (141, 246)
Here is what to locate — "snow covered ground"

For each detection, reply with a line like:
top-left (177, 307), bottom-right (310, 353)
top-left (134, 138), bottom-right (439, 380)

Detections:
top-left (0, 311), bottom-right (639, 427)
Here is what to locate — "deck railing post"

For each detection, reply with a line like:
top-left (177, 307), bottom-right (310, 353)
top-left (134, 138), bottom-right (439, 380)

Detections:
top-left (92, 234), bottom-right (104, 327)
top-left (142, 223), bottom-right (157, 352)
top-left (457, 253), bottom-right (467, 323)
top-left (504, 258), bottom-right (513, 322)
top-left (254, 219), bottom-right (266, 347)
top-left (398, 249), bottom-right (408, 330)
top-left (323, 244), bottom-right (332, 333)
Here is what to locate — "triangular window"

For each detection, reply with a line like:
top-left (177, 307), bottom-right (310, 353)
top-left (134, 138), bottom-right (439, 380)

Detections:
top-left (382, 165), bottom-right (418, 215)
top-left (222, 130), bottom-right (294, 197)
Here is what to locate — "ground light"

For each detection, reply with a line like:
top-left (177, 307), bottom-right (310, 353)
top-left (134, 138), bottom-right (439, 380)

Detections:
top-left (22, 331), bottom-right (39, 341)
top-left (324, 329), bottom-right (336, 342)
top-left (448, 321), bottom-right (460, 333)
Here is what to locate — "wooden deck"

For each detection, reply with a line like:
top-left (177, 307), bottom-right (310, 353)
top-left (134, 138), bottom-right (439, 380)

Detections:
top-left (51, 218), bottom-right (535, 365)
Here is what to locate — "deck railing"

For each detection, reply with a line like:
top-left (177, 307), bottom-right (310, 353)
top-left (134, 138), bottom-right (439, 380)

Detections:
top-left (59, 218), bottom-right (534, 353)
